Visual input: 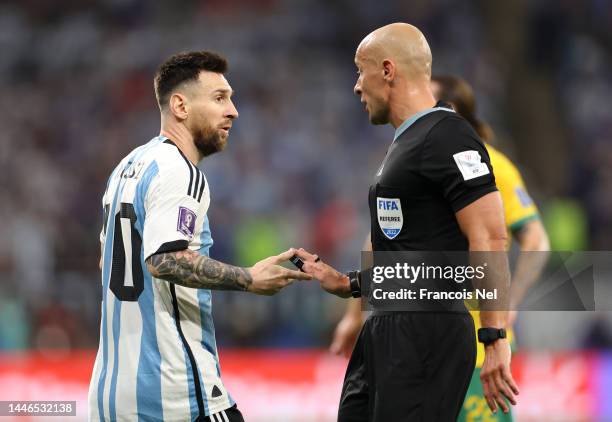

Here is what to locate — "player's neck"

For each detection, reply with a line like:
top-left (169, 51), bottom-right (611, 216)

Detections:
top-left (388, 83), bottom-right (436, 129)
top-left (160, 125), bottom-right (202, 164)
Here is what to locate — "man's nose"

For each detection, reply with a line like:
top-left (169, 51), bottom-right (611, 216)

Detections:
top-left (227, 101), bottom-right (239, 120)
top-left (354, 83), bottom-right (361, 97)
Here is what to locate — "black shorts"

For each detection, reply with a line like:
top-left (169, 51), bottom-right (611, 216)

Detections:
top-left (338, 312), bottom-right (476, 422)
top-left (199, 405), bottom-right (244, 422)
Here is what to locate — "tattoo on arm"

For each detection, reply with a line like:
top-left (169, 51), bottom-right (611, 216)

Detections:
top-left (146, 249), bottom-right (252, 291)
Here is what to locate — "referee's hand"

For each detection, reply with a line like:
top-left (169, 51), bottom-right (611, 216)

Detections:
top-left (247, 248), bottom-right (313, 295)
top-left (480, 338), bottom-right (519, 414)
top-left (294, 248), bottom-right (352, 298)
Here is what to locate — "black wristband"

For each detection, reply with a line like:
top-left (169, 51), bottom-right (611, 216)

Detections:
top-left (346, 271), bottom-right (361, 298)
top-left (477, 328), bottom-right (507, 345)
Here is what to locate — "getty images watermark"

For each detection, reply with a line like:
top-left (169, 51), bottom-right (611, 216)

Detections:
top-left (358, 251), bottom-right (612, 312)
top-left (370, 261), bottom-right (497, 301)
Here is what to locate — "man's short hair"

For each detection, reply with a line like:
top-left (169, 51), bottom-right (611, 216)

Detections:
top-left (154, 51), bottom-right (228, 109)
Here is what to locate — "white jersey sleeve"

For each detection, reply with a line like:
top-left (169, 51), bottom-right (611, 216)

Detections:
top-left (143, 152), bottom-right (208, 260)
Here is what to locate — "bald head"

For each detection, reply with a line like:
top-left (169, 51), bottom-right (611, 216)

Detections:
top-left (356, 23), bottom-right (432, 80)
top-left (353, 23), bottom-right (437, 127)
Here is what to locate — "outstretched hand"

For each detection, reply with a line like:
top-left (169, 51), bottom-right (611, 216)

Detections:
top-left (293, 248), bottom-right (351, 298)
top-left (247, 248), bottom-right (313, 295)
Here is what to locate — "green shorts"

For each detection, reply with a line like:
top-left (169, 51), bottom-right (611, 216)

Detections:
top-left (458, 367), bottom-right (514, 422)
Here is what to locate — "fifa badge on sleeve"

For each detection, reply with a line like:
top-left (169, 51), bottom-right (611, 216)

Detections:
top-left (177, 206), bottom-right (197, 239)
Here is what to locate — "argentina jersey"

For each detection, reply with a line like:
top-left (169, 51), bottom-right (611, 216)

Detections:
top-left (89, 135), bottom-right (234, 421)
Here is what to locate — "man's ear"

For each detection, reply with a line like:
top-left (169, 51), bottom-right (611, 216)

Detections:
top-left (168, 92), bottom-right (189, 120)
top-left (382, 59), bottom-right (395, 82)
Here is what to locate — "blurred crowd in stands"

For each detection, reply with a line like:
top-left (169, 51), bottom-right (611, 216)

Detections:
top-left (1, 0), bottom-right (611, 351)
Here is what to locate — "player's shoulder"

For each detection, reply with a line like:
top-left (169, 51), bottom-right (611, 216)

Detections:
top-left (146, 138), bottom-right (194, 176)
top-left (485, 144), bottom-right (511, 168)
top-left (107, 142), bottom-right (150, 184)
top-left (147, 138), bottom-right (208, 200)
top-left (485, 143), bottom-right (520, 180)
top-left (109, 137), bottom-right (194, 183)
top-left (113, 136), bottom-right (165, 165)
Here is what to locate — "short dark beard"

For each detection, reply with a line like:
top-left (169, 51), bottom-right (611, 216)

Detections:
top-left (192, 124), bottom-right (226, 157)
top-left (370, 102), bottom-right (390, 125)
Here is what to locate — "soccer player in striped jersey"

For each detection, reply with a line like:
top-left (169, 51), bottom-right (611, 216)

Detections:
top-left (88, 51), bottom-right (311, 422)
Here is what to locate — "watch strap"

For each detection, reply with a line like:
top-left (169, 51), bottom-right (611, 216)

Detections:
top-left (477, 327), bottom-right (507, 345)
top-left (347, 271), bottom-right (361, 298)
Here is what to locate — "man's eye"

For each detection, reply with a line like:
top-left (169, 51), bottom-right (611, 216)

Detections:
top-left (216, 97), bottom-right (223, 102)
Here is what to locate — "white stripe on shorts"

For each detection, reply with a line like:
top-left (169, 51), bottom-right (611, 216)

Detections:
top-left (221, 410), bottom-right (230, 422)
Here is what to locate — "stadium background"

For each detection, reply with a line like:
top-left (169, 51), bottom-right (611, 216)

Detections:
top-left (1, 0), bottom-right (611, 420)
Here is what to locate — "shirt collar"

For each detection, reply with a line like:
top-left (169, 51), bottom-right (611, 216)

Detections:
top-left (393, 101), bottom-right (455, 142)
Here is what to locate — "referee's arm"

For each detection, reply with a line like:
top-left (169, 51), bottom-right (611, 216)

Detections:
top-left (456, 190), bottom-right (520, 415)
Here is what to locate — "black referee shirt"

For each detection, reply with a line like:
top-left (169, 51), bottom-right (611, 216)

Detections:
top-left (369, 101), bottom-right (497, 252)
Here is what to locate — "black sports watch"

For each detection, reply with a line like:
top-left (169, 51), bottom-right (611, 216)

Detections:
top-left (477, 328), bottom-right (507, 345)
top-left (346, 271), bottom-right (361, 298)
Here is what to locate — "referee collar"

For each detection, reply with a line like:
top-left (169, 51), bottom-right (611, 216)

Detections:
top-left (393, 101), bottom-right (455, 142)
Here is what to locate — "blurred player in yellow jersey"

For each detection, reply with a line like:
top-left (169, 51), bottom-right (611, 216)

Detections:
top-left (432, 74), bottom-right (551, 422)
top-left (330, 74), bottom-right (549, 421)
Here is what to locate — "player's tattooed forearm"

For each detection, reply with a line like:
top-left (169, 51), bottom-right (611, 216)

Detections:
top-left (146, 249), bottom-right (252, 291)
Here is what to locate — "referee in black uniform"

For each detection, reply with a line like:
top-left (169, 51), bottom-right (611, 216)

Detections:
top-left (296, 23), bottom-right (519, 421)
